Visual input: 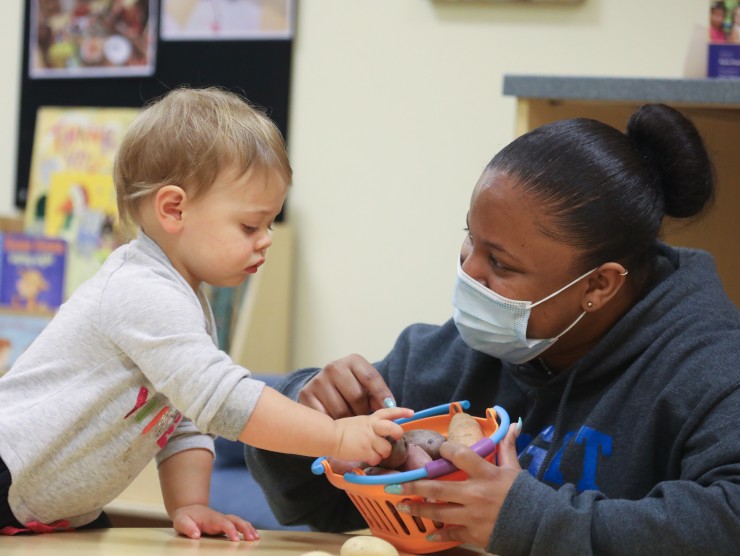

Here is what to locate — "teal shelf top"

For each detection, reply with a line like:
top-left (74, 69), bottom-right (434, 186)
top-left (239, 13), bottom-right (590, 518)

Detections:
top-left (503, 75), bottom-right (740, 106)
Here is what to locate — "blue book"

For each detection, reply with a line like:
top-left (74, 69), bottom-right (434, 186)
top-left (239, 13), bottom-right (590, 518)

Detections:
top-left (0, 233), bottom-right (67, 313)
top-left (0, 310), bottom-right (53, 375)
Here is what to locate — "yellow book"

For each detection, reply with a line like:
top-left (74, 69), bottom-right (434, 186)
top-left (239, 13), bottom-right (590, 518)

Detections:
top-left (25, 106), bottom-right (139, 298)
top-left (25, 106), bottom-right (139, 234)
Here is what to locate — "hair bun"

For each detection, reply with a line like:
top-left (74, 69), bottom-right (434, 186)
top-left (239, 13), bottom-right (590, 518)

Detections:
top-left (626, 104), bottom-right (715, 219)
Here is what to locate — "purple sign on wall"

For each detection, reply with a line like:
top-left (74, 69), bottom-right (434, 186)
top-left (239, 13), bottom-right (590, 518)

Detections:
top-left (708, 44), bottom-right (740, 78)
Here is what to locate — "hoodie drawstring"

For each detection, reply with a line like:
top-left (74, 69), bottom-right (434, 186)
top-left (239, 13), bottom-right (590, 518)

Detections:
top-left (536, 366), bottom-right (579, 481)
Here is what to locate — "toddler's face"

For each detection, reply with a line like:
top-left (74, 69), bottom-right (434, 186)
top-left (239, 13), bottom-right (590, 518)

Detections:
top-left (174, 164), bottom-right (286, 290)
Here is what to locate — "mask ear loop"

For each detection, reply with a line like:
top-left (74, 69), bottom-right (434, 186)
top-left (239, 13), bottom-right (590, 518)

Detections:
top-left (529, 267), bottom-right (598, 309)
top-left (551, 309), bottom-right (589, 341)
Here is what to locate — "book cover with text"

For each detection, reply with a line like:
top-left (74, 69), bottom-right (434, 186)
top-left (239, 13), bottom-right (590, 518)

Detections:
top-left (25, 106), bottom-right (139, 234)
top-left (0, 311), bottom-right (53, 376)
top-left (25, 106), bottom-right (136, 298)
top-left (708, 0), bottom-right (740, 77)
top-left (0, 233), bottom-right (66, 313)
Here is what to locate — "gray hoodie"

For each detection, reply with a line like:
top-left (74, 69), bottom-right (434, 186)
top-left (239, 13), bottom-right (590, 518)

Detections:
top-left (246, 243), bottom-right (740, 555)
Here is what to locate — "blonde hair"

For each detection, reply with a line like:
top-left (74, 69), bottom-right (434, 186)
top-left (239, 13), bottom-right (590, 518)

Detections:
top-left (114, 86), bottom-right (292, 227)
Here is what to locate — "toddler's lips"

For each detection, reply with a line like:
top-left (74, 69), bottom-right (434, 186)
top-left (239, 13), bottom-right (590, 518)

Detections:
top-left (245, 260), bottom-right (264, 274)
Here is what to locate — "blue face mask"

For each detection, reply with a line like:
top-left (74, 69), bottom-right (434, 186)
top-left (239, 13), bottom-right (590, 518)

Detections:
top-left (452, 261), bottom-right (596, 364)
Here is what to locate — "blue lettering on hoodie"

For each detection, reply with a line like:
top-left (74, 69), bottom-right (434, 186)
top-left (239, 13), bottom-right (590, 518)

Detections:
top-left (575, 426), bottom-right (612, 491)
top-left (517, 425), bottom-right (613, 491)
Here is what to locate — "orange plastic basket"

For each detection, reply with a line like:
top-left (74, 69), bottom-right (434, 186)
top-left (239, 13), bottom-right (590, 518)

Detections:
top-left (311, 401), bottom-right (510, 554)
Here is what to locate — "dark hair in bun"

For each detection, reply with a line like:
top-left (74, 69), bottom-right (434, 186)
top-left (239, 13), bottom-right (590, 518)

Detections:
top-left (486, 104), bottom-right (715, 294)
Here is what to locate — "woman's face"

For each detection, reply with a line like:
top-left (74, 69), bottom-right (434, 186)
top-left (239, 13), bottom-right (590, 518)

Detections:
top-left (460, 169), bottom-right (590, 342)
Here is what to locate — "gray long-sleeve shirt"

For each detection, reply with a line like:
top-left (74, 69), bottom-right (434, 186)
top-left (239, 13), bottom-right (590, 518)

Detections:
top-left (0, 232), bottom-right (264, 528)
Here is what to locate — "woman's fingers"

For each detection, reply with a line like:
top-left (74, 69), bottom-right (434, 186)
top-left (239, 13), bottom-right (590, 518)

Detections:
top-left (299, 354), bottom-right (395, 418)
top-left (496, 418), bottom-right (523, 470)
top-left (382, 440), bottom-right (523, 549)
top-left (345, 355), bottom-right (395, 412)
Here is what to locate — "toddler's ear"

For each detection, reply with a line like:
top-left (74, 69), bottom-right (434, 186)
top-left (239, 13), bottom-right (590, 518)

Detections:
top-left (155, 185), bottom-right (187, 233)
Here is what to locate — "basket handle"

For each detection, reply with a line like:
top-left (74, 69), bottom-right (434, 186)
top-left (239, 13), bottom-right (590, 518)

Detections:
top-left (311, 456), bottom-right (328, 476)
top-left (311, 401), bottom-right (472, 476)
top-left (393, 400), bottom-right (470, 425)
top-left (424, 405), bottom-right (509, 479)
top-left (340, 405), bottom-right (510, 485)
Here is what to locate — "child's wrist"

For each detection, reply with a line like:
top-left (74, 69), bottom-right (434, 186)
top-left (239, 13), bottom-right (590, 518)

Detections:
top-left (331, 418), bottom-right (347, 458)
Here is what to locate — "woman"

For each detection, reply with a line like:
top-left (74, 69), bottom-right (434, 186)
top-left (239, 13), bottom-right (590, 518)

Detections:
top-left (245, 104), bottom-right (740, 555)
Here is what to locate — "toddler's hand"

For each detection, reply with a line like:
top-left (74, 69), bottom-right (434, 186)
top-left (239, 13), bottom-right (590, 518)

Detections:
top-left (171, 504), bottom-right (259, 542)
top-left (333, 407), bottom-right (413, 465)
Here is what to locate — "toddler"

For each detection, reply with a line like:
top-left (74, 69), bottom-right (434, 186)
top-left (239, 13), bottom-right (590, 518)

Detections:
top-left (0, 87), bottom-right (411, 541)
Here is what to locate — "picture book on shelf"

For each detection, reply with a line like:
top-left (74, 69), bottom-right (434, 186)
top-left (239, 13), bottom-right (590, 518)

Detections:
top-left (203, 282), bottom-right (250, 353)
top-left (0, 233), bottom-right (66, 313)
top-left (25, 106), bottom-right (138, 298)
top-left (46, 170), bottom-right (121, 298)
top-left (708, 0), bottom-right (740, 78)
top-left (0, 311), bottom-right (53, 377)
top-left (25, 106), bottom-right (139, 233)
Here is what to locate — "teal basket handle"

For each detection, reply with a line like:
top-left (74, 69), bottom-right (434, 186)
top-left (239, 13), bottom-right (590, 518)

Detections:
top-left (311, 401), bottom-right (470, 475)
top-left (311, 404), bottom-right (511, 486)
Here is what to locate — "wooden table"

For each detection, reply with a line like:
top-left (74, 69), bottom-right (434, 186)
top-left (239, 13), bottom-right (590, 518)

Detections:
top-left (0, 528), bottom-right (489, 555)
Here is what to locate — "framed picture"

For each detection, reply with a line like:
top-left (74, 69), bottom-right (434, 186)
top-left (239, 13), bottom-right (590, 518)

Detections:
top-left (161, 0), bottom-right (294, 41)
top-left (29, 0), bottom-right (157, 79)
top-left (433, 0), bottom-right (584, 3)
top-left (16, 0), bottom-right (293, 217)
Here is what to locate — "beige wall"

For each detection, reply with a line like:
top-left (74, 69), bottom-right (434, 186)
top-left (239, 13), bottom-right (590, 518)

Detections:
top-left (0, 1), bottom-right (23, 219)
top-left (0, 1), bottom-right (708, 371)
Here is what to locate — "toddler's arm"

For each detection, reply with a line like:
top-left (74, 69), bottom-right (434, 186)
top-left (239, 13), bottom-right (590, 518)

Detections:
top-left (158, 448), bottom-right (259, 541)
top-left (238, 386), bottom-right (412, 465)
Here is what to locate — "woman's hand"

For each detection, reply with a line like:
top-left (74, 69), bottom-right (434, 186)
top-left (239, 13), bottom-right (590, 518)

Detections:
top-left (171, 503), bottom-right (259, 542)
top-left (299, 354), bottom-right (397, 472)
top-left (386, 422), bottom-right (523, 549)
top-left (299, 354), bottom-right (395, 418)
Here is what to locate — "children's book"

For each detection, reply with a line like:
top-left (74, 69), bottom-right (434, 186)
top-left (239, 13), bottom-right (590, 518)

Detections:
top-left (45, 170), bottom-right (121, 298)
top-left (0, 311), bottom-right (53, 377)
top-left (0, 233), bottom-right (66, 313)
top-left (708, 0), bottom-right (740, 78)
top-left (203, 282), bottom-right (250, 353)
top-left (25, 106), bottom-right (139, 234)
top-left (25, 106), bottom-right (138, 298)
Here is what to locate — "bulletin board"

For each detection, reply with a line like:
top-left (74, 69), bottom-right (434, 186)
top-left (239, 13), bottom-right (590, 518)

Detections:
top-left (15, 0), bottom-right (294, 215)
